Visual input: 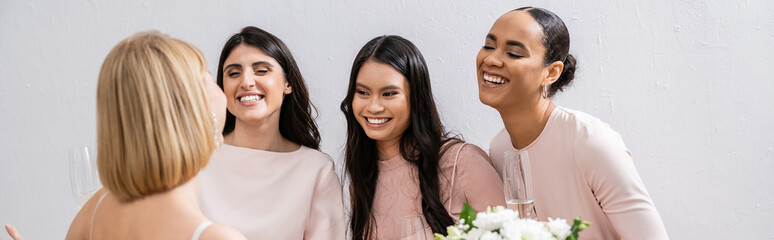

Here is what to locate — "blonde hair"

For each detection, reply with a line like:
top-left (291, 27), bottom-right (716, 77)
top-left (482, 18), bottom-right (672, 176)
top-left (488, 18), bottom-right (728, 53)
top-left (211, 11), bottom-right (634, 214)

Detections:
top-left (96, 31), bottom-right (216, 202)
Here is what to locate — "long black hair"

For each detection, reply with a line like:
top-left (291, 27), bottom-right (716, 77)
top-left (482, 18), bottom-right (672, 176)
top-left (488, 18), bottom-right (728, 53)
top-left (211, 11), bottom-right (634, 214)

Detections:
top-left (341, 35), bottom-right (459, 239)
top-left (217, 26), bottom-right (320, 149)
top-left (514, 7), bottom-right (577, 98)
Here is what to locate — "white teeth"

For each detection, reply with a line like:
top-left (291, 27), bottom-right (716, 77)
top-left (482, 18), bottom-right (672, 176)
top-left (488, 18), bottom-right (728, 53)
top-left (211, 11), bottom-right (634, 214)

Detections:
top-left (366, 118), bottom-right (390, 124)
top-left (239, 95), bottom-right (263, 102)
top-left (483, 74), bottom-right (509, 84)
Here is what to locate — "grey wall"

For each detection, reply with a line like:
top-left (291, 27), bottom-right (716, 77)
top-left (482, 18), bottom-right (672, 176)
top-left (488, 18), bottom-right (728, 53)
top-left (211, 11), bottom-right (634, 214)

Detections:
top-left (1, 0), bottom-right (772, 238)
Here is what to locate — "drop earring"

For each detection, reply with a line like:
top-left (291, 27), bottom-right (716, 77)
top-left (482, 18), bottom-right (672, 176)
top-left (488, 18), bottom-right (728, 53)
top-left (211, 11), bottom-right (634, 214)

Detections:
top-left (542, 84), bottom-right (548, 99)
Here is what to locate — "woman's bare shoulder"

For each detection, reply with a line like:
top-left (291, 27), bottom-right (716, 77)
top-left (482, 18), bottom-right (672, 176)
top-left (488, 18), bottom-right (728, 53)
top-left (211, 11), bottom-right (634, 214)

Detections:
top-left (65, 188), bottom-right (109, 240)
top-left (199, 223), bottom-right (246, 240)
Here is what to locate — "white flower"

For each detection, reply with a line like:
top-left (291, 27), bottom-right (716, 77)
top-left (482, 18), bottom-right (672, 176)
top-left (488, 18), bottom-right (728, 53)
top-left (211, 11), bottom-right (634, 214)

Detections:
top-left (457, 219), bottom-right (470, 231)
top-left (490, 206), bottom-right (507, 213)
top-left (479, 231), bottom-right (504, 240)
top-left (525, 219), bottom-right (555, 240)
top-left (547, 217), bottom-right (571, 240)
top-left (500, 219), bottom-right (555, 240)
top-left (499, 221), bottom-right (523, 240)
top-left (473, 208), bottom-right (519, 231)
top-left (434, 205), bottom-right (588, 240)
top-left (520, 222), bottom-right (554, 240)
top-left (447, 225), bottom-right (463, 237)
top-left (464, 228), bottom-right (485, 240)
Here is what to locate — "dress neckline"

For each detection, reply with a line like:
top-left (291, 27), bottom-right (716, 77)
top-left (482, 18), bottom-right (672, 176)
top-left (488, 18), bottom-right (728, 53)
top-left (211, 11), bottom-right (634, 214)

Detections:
top-left (512, 106), bottom-right (562, 151)
top-left (379, 154), bottom-right (408, 171)
top-left (220, 143), bottom-right (305, 155)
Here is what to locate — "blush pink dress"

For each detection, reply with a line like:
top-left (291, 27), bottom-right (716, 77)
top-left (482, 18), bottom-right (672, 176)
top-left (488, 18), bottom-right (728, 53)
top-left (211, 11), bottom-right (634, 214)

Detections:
top-left (198, 144), bottom-right (346, 239)
top-left (371, 142), bottom-right (506, 239)
top-left (489, 106), bottom-right (669, 239)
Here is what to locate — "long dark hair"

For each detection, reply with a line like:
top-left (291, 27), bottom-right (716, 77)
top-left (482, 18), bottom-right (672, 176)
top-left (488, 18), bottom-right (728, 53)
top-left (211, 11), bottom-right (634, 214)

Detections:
top-left (341, 35), bottom-right (459, 239)
top-left (514, 7), bottom-right (577, 98)
top-left (217, 26), bottom-right (320, 149)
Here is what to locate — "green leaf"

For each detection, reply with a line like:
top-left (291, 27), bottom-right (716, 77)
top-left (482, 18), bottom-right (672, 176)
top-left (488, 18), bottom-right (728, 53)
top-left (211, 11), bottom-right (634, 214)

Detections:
top-left (459, 203), bottom-right (477, 232)
top-left (566, 217), bottom-right (592, 240)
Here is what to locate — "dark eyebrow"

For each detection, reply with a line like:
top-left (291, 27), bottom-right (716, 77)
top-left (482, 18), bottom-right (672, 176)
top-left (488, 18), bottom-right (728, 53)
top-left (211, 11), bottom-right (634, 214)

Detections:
top-left (223, 61), bottom-right (274, 71)
top-left (487, 33), bottom-right (527, 50)
top-left (252, 61), bottom-right (274, 68)
top-left (223, 63), bottom-right (241, 70)
top-left (355, 82), bottom-right (371, 90)
top-left (379, 85), bottom-right (401, 91)
top-left (505, 40), bottom-right (527, 49)
top-left (355, 83), bottom-right (401, 92)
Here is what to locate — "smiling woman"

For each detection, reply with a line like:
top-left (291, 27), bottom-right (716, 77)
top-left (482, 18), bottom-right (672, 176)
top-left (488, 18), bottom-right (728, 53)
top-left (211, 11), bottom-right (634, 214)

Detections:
top-left (221, 44), bottom-right (293, 132)
top-left (197, 26), bottom-right (346, 239)
top-left (341, 35), bottom-right (505, 240)
top-left (352, 60), bottom-right (412, 150)
top-left (478, 7), bottom-right (668, 239)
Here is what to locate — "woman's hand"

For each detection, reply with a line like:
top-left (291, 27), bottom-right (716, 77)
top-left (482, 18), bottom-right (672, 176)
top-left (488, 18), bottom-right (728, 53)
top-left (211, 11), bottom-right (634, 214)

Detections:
top-left (1, 224), bottom-right (24, 240)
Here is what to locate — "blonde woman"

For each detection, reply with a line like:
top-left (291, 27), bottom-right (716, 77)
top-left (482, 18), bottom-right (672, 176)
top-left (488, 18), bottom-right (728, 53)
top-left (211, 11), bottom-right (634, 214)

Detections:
top-left (64, 32), bottom-right (245, 240)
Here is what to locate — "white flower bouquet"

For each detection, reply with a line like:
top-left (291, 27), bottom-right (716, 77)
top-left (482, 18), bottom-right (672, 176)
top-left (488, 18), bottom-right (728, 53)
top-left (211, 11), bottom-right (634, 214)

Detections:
top-left (434, 203), bottom-right (591, 240)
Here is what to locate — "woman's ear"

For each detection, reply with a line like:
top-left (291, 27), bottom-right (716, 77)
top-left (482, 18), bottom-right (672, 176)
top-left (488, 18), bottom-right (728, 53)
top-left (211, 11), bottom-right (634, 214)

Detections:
top-left (544, 61), bottom-right (564, 85)
top-left (283, 81), bottom-right (293, 94)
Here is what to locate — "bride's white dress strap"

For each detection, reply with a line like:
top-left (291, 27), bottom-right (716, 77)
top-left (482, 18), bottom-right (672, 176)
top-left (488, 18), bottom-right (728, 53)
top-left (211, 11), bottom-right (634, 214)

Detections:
top-left (89, 192), bottom-right (109, 240)
top-left (191, 221), bottom-right (214, 240)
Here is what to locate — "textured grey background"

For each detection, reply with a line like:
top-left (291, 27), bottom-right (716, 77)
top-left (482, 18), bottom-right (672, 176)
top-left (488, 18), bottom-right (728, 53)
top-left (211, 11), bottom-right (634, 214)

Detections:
top-left (1, 0), bottom-right (773, 238)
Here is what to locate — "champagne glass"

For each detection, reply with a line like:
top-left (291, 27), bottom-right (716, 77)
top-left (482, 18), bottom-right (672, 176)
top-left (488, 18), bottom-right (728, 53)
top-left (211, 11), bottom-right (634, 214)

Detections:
top-left (401, 215), bottom-right (428, 240)
top-left (503, 150), bottom-right (535, 219)
top-left (69, 146), bottom-right (101, 208)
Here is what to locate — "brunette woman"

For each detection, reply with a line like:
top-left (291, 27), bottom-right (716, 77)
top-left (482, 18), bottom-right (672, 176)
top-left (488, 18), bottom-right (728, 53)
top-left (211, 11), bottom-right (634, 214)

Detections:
top-left (342, 35), bottom-right (505, 239)
top-left (198, 26), bottom-right (345, 239)
top-left (477, 7), bottom-right (668, 239)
